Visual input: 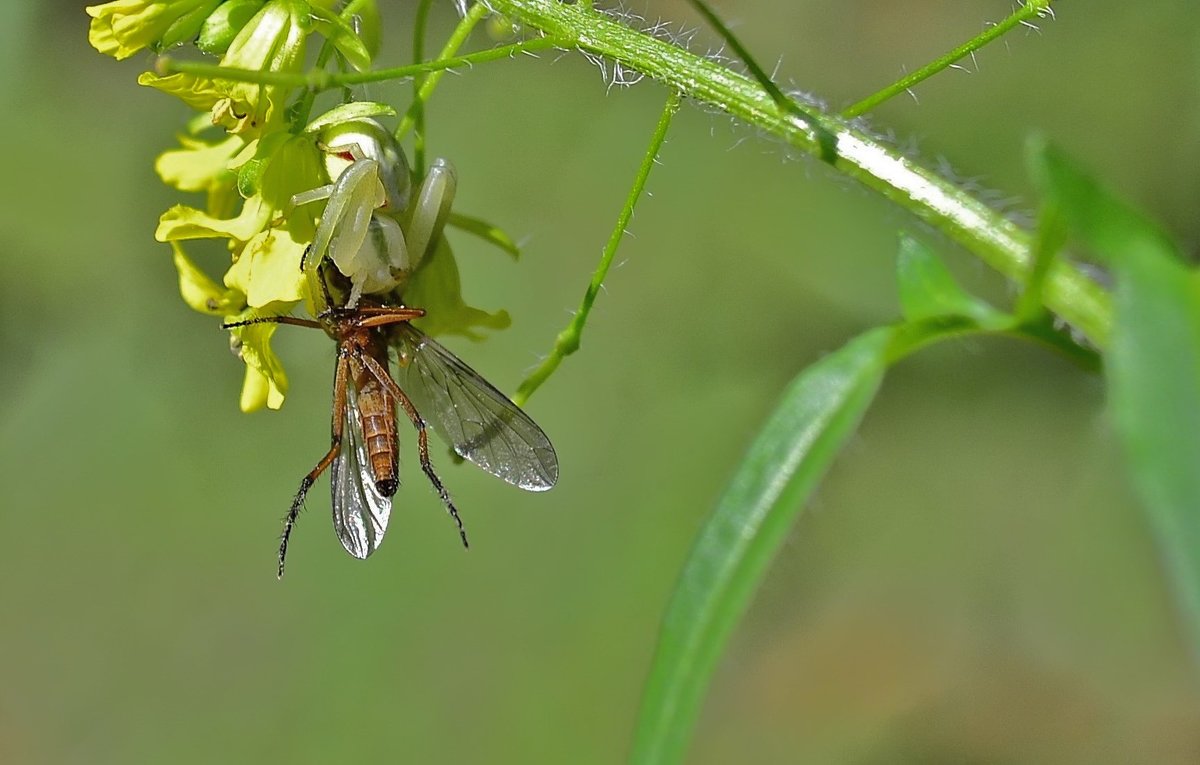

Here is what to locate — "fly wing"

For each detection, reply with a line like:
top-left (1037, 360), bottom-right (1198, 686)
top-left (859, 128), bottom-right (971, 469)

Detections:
top-left (393, 325), bottom-right (559, 491)
top-left (331, 378), bottom-right (394, 558)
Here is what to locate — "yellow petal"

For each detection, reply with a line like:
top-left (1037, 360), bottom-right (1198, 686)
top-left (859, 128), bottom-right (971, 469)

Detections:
top-left (232, 309), bottom-right (291, 411)
top-left (224, 227), bottom-right (308, 308)
top-left (155, 133), bottom-right (245, 194)
top-left (156, 197), bottom-right (271, 243)
top-left (138, 71), bottom-right (224, 112)
top-left (170, 242), bottom-right (243, 315)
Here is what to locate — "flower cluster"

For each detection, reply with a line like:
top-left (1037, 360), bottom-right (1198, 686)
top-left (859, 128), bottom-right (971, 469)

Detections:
top-left (87, 0), bottom-right (510, 411)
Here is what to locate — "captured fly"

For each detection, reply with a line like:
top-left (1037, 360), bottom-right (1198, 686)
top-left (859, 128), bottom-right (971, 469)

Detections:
top-left (226, 300), bottom-right (558, 577)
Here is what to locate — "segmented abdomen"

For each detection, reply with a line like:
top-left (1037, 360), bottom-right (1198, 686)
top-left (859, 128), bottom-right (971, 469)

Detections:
top-left (353, 354), bottom-right (399, 497)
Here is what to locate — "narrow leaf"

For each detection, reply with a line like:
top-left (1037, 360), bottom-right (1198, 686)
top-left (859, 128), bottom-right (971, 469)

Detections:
top-left (897, 234), bottom-right (1008, 327)
top-left (447, 212), bottom-right (521, 260)
top-left (631, 327), bottom-right (894, 765)
top-left (304, 102), bottom-right (397, 134)
top-left (1015, 200), bottom-right (1068, 324)
top-left (1032, 140), bottom-right (1200, 661)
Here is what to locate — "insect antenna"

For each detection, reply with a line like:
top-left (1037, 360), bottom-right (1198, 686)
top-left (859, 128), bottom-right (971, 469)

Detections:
top-left (222, 315), bottom-right (321, 330)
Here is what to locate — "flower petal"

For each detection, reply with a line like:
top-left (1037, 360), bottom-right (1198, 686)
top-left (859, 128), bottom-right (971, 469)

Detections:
top-left (230, 304), bottom-right (293, 411)
top-left (138, 71), bottom-right (224, 112)
top-left (156, 198), bottom-right (272, 243)
top-left (225, 226), bottom-right (308, 308)
top-left (170, 242), bottom-right (243, 315)
top-left (155, 133), bottom-right (245, 194)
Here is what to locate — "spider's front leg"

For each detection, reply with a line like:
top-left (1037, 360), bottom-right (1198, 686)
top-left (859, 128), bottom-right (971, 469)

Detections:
top-left (297, 119), bottom-right (415, 306)
top-left (403, 157), bottom-right (457, 270)
top-left (294, 116), bottom-right (458, 307)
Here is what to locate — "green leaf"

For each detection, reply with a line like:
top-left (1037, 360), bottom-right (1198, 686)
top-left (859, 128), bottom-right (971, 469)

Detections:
top-left (896, 234), bottom-right (1008, 328)
top-left (1031, 139), bottom-right (1200, 660)
top-left (631, 326), bottom-right (895, 765)
top-left (403, 238), bottom-right (511, 339)
top-left (448, 212), bottom-right (521, 260)
top-left (304, 102), bottom-right (397, 134)
top-left (196, 0), bottom-right (266, 55)
top-left (308, 4), bottom-right (372, 71)
top-left (1015, 199), bottom-right (1068, 324)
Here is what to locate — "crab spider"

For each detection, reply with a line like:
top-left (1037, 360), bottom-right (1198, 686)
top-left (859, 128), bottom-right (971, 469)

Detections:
top-left (293, 117), bottom-right (456, 306)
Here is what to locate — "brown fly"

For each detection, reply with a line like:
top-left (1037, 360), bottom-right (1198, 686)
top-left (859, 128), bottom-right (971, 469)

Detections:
top-left (225, 298), bottom-right (559, 578)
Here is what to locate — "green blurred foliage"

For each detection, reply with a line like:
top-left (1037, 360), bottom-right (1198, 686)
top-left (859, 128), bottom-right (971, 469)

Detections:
top-left (1, 1), bottom-right (1198, 763)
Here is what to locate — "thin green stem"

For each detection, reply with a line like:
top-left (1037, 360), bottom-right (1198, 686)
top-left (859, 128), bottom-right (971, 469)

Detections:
top-left (842, 0), bottom-right (1052, 118)
top-left (514, 91), bottom-right (681, 406)
top-left (287, 35), bottom-right (340, 131)
top-left (1015, 200), bottom-right (1067, 323)
top-left (395, 2), bottom-right (492, 140)
top-left (411, 0), bottom-right (436, 178)
top-left (340, 0), bottom-right (371, 17)
top-left (482, 0), bottom-right (1110, 348)
top-left (682, 0), bottom-right (819, 130)
top-left (155, 37), bottom-right (555, 92)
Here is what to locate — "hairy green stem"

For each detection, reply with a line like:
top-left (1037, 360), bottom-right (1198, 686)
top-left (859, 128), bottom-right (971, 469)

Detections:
top-left (843, 0), bottom-right (1052, 117)
top-left (483, 0), bottom-right (1110, 347)
top-left (681, 0), bottom-right (819, 130)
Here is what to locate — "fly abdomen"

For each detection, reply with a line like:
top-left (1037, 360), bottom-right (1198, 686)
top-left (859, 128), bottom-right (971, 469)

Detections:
top-left (356, 378), bottom-right (399, 497)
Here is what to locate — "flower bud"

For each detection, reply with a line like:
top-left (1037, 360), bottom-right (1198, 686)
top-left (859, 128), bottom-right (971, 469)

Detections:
top-left (211, 0), bottom-right (308, 135)
top-left (197, 0), bottom-right (268, 55)
top-left (87, 0), bottom-right (222, 60)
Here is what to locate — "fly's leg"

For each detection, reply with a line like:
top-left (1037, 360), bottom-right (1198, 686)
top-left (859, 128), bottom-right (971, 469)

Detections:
top-left (278, 351), bottom-right (351, 578)
top-left (404, 158), bottom-right (457, 270)
top-left (357, 352), bottom-right (470, 548)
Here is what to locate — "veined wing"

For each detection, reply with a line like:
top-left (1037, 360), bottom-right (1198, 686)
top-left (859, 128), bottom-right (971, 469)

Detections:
top-left (392, 325), bottom-right (558, 491)
top-left (331, 378), bottom-right (393, 558)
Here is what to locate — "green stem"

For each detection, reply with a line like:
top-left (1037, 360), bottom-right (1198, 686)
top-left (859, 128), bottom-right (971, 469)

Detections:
top-left (482, 0), bottom-right (1110, 348)
top-left (514, 91), bottom-right (681, 406)
top-left (395, 2), bottom-right (493, 140)
top-left (411, 0), bottom-right (436, 178)
top-left (155, 36), bottom-right (556, 92)
top-left (682, 0), bottom-right (818, 129)
top-left (843, 1), bottom-right (1052, 118)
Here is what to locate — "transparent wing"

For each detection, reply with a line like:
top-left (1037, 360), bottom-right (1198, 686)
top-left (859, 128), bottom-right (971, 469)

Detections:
top-left (331, 379), bottom-right (394, 558)
top-left (393, 325), bottom-right (559, 491)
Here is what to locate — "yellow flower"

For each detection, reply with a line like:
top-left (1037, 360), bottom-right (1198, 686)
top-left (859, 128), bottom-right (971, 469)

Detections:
top-left (155, 132), bottom-right (243, 198)
top-left (209, 0), bottom-right (308, 136)
top-left (229, 308), bottom-right (292, 412)
top-left (87, 0), bottom-right (222, 60)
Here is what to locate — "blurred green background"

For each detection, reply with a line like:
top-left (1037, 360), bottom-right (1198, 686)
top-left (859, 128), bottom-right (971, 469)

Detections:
top-left (3, 1), bottom-right (1199, 762)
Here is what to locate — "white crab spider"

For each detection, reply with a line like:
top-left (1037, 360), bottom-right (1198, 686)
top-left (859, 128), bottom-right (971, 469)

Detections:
top-left (294, 117), bottom-right (456, 306)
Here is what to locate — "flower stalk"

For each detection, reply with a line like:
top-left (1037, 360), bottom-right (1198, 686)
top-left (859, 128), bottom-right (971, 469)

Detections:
top-left (482, 0), bottom-right (1111, 347)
